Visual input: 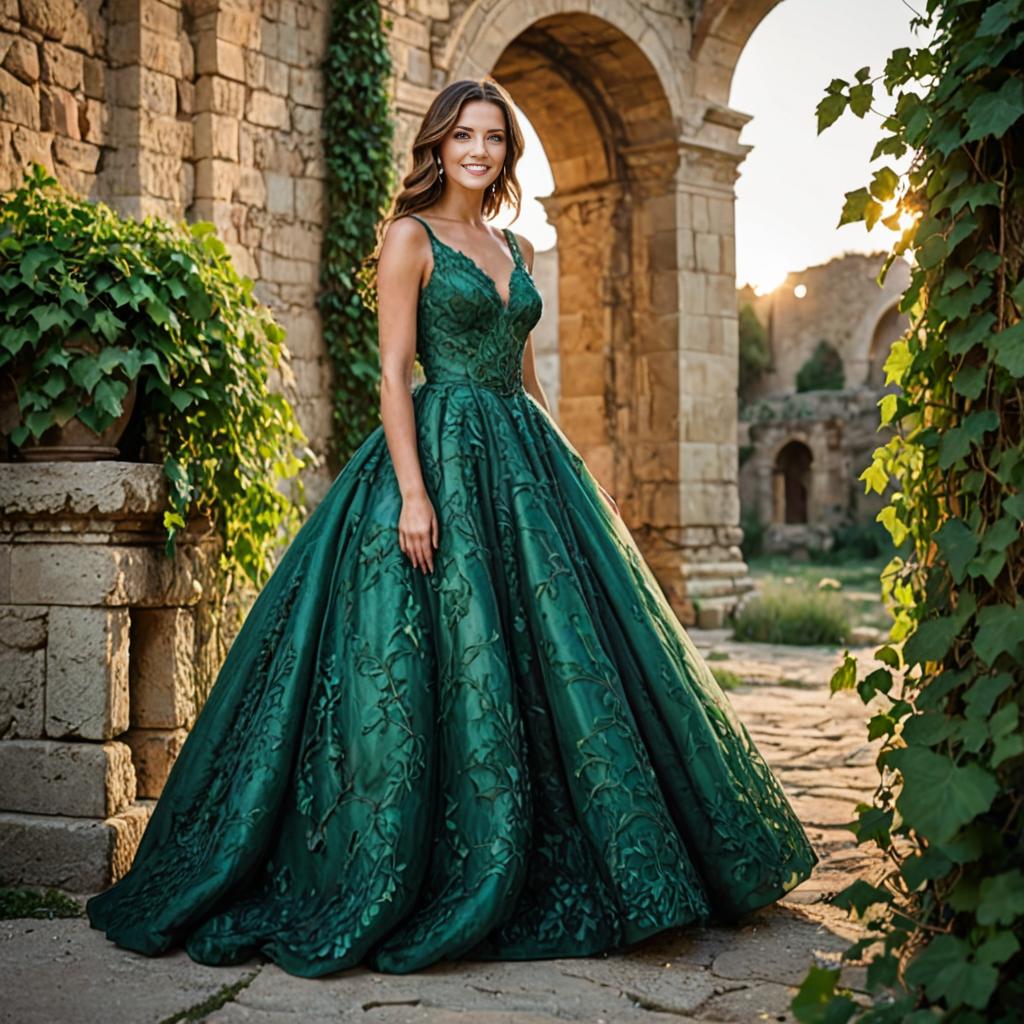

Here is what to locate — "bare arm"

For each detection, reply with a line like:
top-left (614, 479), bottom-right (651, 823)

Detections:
top-left (376, 216), bottom-right (439, 571)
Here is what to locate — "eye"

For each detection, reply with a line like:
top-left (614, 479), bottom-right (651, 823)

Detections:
top-left (454, 131), bottom-right (504, 141)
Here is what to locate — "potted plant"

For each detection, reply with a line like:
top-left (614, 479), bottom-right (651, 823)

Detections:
top-left (0, 164), bottom-right (312, 586)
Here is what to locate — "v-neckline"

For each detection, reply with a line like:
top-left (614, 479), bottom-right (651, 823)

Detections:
top-left (412, 214), bottom-right (520, 313)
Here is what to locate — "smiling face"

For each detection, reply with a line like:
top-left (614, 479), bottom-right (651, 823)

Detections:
top-left (437, 99), bottom-right (508, 194)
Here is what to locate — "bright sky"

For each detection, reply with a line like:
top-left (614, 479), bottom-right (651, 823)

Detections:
top-left (495, 0), bottom-right (933, 294)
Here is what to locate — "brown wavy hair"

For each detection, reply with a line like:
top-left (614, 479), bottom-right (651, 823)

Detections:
top-left (360, 77), bottom-right (526, 302)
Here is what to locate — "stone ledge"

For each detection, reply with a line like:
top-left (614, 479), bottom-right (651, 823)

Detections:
top-left (0, 462), bottom-right (168, 522)
top-left (0, 739), bottom-right (136, 818)
top-left (0, 801), bottom-right (154, 893)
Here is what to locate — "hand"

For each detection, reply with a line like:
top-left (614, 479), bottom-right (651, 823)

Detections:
top-left (597, 483), bottom-right (620, 517)
top-left (398, 492), bottom-right (439, 572)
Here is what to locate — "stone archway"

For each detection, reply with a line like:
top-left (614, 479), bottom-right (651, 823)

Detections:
top-left (384, 0), bottom-right (787, 625)
top-left (436, 2), bottom-right (731, 625)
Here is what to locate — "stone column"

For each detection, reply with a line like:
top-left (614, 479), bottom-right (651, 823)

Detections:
top-left (99, 0), bottom-right (194, 219)
top-left (538, 183), bottom-right (624, 491)
top-left (0, 463), bottom-right (219, 892)
top-left (671, 136), bottom-right (754, 625)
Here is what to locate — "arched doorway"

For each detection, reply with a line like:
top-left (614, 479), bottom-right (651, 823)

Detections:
top-left (441, 5), bottom-right (705, 623)
top-left (773, 440), bottom-right (812, 524)
top-left (394, 0), bottom-right (785, 624)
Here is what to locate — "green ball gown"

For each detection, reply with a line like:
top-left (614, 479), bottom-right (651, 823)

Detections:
top-left (86, 211), bottom-right (818, 977)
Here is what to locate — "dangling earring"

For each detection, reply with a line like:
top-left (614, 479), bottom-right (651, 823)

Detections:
top-left (490, 182), bottom-right (496, 194)
top-left (436, 156), bottom-right (444, 179)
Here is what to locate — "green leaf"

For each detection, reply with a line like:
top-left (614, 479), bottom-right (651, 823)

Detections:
top-left (977, 870), bottom-right (1024, 926)
top-left (92, 309), bottom-right (125, 343)
top-left (905, 934), bottom-right (998, 1010)
top-left (948, 312), bottom-right (996, 355)
top-left (902, 615), bottom-right (960, 666)
top-left (934, 518), bottom-right (978, 582)
top-left (978, 0), bottom-right (1021, 36)
top-left (901, 711), bottom-right (955, 746)
top-left (829, 652), bottom-right (858, 693)
top-left (964, 76), bottom-right (1024, 142)
top-left (887, 746), bottom-right (998, 843)
top-left (169, 389), bottom-right (194, 412)
top-left (869, 166), bottom-right (900, 202)
top-left (900, 847), bottom-right (952, 889)
top-left (31, 304), bottom-right (74, 334)
top-left (832, 879), bottom-right (890, 915)
top-left (964, 672), bottom-right (1013, 719)
top-left (991, 320), bottom-right (1024, 375)
top-left (974, 603), bottom-right (1024, 665)
top-left (92, 377), bottom-right (128, 418)
top-left (790, 965), bottom-right (856, 1024)
top-left (939, 411), bottom-right (999, 470)
top-left (952, 362), bottom-right (986, 400)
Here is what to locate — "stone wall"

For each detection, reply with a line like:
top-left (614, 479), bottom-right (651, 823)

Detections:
top-left (0, 0), bottom-right (110, 196)
top-left (0, 0), bottom-right (337, 498)
top-left (738, 252), bottom-right (912, 399)
top-left (738, 387), bottom-right (892, 548)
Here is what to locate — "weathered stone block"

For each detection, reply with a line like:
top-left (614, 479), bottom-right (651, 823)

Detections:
top-left (19, 0), bottom-right (72, 40)
top-left (263, 56), bottom-right (288, 96)
top-left (46, 606), bottom-right (130, 740)
top-left (257, 251), bottom-right (317, 285)
top-left (40, 42), bottom-right (83, 91)
top-left (294, 176), bottom-right (323, 223)
top-left (0, 68), bottom-right (40, 130)
top-left (194, 111), bottom-right (238, 161)
top-left (289, 67), bottom-right (322, 108)
top-left (2, 37), bottom-right (40, 85)
top-left (262, 221), bottom-right (319, 261)
top-left (194, 74), bottom-right (245, 116)
top-left (124, 727), bottom-right (187, 797)
top-left (0, 739), bottom-right (135, 817)
top-left (264, 170), bottom-right (293, 216)
top-left (247, 89), bottom-right (288, 129)
top-left (0, 606), bottom-right (47, 739)
top-left (39, 85), bottom-right (79, 139)
top-left (8, 543), bottom-right (192, 608)
top-left (195, 35), bottom-right (244, 81)
top-left (194, 156), bottom-right (238, 200)
top-left (54, 136), bottom-right (100, 172)
top-left (130, 607), bottom-right (196, 729)
top-left (140, 27), bottom-right (183, 78)
top-left (231, 167), bottom-right (263, 207)
top-left (0, 802), bottom-right (153, 892)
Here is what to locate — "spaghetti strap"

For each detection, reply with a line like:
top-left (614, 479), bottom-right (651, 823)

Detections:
top-left (502, 227), bottom-right (524, 269)
top-left (407, 212), bottom-right (437, 243)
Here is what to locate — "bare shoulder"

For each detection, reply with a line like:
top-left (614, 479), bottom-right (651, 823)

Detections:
top-left (382, 213), bottom-right (430, 254)
top-left (378, 215), bottom-right (432, 290)
top-left (509, 229), bottom-right (535, 271)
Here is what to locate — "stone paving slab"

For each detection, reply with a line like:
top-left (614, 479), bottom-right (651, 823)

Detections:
top-left (0, 915), bottom-right (255, 1023)
top-left (1, 629), bottom-right (884, 1023)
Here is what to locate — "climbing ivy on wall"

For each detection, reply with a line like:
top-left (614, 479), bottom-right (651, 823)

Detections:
top-left (319, 0), bottom-right (396, 468)
top-left (791, 1), bottom-right (1024, 1020)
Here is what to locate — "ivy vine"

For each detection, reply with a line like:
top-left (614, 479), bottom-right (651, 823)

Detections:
top-left (318, 0), bottom-right (396, 469)
top-left (791, 1), bottom-right (1024, 1020)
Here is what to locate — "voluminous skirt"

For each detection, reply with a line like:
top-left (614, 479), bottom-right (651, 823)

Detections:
top-left (86, 382), bottom-right (818, 977)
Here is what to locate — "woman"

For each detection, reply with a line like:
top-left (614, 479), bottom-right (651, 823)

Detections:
top-left (86, 77), bottom-right (817, 978)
